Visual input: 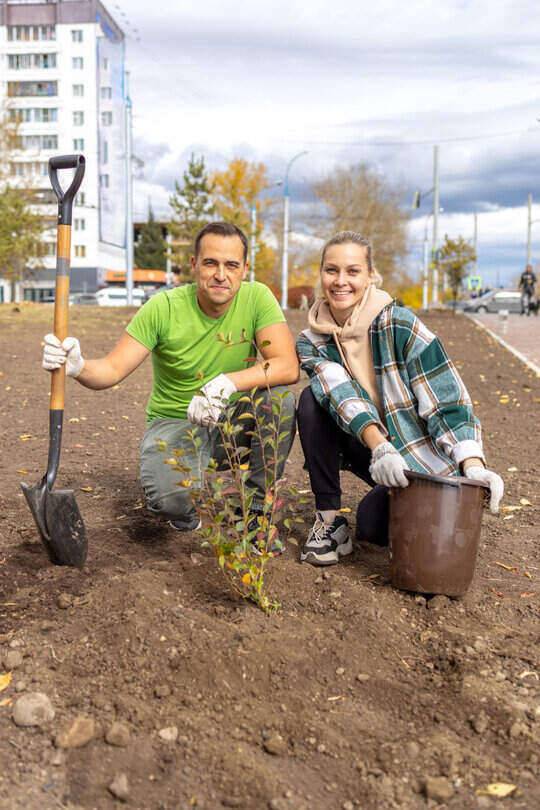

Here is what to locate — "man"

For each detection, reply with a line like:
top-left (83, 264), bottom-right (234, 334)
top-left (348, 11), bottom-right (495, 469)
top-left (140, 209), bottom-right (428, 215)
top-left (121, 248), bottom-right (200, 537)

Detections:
top-left (42, 222), bottom-right (299, 537)
top-left (519, 265), bottom-right (537, 314)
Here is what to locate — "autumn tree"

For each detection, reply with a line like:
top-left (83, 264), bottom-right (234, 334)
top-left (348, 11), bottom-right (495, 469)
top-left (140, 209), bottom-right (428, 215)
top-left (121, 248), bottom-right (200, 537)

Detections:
top-left (0, 103), bottom-right (46, 301)
top-left (210, 158), bottom-right (278, 287)
top-left (0, 186), bottom-right (46, 301)
top-left (437, 234), bottom-right (476, 311)
top-left (168, 154), bottom-right (215, 281)
top-left (135, 205), bottom-right (166, 270)
top-left (313, 163), bottom-right (410, 291)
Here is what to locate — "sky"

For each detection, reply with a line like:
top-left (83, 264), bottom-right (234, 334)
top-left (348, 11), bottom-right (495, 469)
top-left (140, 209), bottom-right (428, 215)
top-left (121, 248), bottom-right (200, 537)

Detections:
top-left (109, 0), bottom-right (540, 288)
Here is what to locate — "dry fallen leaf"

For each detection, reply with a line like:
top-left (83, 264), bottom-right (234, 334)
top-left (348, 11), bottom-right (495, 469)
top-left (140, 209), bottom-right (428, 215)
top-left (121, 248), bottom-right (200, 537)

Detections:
top-left (495, 562), bottom-right (519, 573)
top-left (524, 571), bottom-right (532, 579)
top-left (80, 486), bottom-right (93, 492)
top-left (19, 433), bottom-right (32, 441)
top-left (520, 592), bottom-right (535, 598)
top-left (519, 498), bottom-right (532, 506)
top-left (476, 783), bottom-right (516, 798)
top-left (0, 672), bottom-right (12, 692)
top-left (69, 417), bottom-right (80, 423)
top-left (16, 470), bottom-right (29, 475)
top-left (338, 507), bottom-right (351, 513)
top-left (507, 466), bottom-right (518, 472)
top-left (0, 697), bottom-right (13, 707)
top-left (502, 505), bottom-right (521, 512)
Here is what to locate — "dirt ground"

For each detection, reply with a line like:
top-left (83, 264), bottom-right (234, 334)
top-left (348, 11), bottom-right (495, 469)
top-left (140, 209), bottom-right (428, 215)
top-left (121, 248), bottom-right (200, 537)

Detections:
top-left (0, 304), bottom-right (538, 810)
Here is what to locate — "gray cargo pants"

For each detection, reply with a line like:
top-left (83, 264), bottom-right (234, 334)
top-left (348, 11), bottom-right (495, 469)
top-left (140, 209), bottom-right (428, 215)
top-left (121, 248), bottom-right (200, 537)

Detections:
top-left (140, 386), bottom-right (296, 529)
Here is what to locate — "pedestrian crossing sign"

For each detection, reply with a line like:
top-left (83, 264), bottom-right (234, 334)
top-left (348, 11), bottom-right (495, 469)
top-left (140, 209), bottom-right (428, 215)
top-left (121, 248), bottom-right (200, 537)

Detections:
top-left (467, 276), bottom-right (482, 290)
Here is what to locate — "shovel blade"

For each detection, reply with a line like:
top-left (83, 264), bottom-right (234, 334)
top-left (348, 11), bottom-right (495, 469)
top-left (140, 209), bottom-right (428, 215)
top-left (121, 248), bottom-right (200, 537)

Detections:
top-left (21, 481), bottom-right (87, 568)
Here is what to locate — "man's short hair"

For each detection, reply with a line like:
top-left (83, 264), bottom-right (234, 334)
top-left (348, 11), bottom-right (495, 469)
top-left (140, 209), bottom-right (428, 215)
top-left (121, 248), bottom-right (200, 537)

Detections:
top-left (194, 222), bottom-right (248, 263)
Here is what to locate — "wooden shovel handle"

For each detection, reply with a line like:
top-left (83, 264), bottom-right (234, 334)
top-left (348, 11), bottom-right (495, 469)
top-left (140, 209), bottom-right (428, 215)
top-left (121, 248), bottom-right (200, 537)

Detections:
top-left (50, 224), bottom-right (71, 411)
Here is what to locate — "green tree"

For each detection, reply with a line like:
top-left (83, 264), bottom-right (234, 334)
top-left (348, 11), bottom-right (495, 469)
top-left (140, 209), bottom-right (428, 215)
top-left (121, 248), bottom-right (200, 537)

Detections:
top-left (437, 234), bottom-right (476, 311)
top-left (134, 205), bottom-right (166, 270)
top-left (168, 154), bottom-right (215, 282)
top-left (0, 186), bottom-right (46, 301)
top-left (313, 163), bottom-right (410, 291)
top-left (0, 103), bottom-right (46, 301)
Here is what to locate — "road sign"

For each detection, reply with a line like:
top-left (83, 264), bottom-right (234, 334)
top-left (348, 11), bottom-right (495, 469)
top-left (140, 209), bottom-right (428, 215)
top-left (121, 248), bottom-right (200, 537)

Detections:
top-left (467, 275), bottom-right (482, 290)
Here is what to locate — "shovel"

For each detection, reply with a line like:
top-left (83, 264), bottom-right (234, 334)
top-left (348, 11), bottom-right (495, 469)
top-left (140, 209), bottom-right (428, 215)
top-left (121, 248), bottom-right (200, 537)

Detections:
top-left (21, 154), bottom-right (88, 568)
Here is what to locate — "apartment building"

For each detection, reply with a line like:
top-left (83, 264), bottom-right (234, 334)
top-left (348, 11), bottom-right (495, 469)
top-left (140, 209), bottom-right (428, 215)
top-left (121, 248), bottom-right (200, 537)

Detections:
top-left (0, 0), bottom-right (128, 301)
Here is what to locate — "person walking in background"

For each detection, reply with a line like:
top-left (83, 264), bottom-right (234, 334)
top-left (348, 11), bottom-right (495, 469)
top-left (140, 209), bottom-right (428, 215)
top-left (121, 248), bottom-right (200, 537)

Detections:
top-left (295, 231), bottom-right (503, 567)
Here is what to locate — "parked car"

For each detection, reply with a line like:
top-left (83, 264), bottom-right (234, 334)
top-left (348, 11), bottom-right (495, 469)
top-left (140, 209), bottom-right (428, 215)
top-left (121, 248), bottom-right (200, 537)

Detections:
top-left (463, 290), bottom-right (522, 314)
top-left (95, 287), bottom-right (146, 307)
top-left (143, 283), bottom-right (178, 301)
top-left (69, 293), bottom-right (98, 305)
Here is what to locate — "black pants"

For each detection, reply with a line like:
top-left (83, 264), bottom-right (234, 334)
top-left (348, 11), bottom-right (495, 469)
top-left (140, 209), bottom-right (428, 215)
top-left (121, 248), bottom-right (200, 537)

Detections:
top-left (297, 387), bottom-right (389, 546)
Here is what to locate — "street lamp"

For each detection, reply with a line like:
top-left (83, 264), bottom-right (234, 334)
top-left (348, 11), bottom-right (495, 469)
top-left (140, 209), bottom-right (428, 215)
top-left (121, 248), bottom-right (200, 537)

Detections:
top-left (412, 145), bottom-right (440, 303)
top-left (526, 193), bottom-right (540, 267)
top-left (281, 151), bottom-right (308, 310)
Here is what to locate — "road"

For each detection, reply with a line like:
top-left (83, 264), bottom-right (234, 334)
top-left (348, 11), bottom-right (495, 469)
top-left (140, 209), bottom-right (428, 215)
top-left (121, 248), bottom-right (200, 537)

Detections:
top-left (466, 311), bottom-right (540, 369)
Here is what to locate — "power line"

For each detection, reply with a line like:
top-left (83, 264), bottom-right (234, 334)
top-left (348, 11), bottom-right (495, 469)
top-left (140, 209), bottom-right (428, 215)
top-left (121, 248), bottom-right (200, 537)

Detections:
top-left (275, 127), bottom-right (535, 148)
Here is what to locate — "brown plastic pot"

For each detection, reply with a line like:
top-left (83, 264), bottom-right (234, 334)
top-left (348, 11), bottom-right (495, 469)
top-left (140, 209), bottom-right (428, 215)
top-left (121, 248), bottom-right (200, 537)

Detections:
top-left (388, 470), bottom-right (489, 596)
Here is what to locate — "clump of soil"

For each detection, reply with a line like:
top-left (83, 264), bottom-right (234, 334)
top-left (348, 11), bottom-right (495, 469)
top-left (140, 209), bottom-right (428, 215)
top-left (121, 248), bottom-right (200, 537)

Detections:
top-left (0, 305), bottom-right (538, 809)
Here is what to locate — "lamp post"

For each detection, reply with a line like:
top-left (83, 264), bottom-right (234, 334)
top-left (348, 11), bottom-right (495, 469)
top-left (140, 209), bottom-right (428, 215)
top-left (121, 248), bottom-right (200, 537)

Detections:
top-left (281, 151), bottom-right (308, 310)
top-left (412, 145), bottom-right (440, 304)
top-left (124, 71), bottom-right (134, 306)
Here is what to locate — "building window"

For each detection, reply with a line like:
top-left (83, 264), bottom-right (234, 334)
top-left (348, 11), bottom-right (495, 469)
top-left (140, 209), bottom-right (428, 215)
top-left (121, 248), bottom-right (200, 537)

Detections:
top-left (71, 29), bottom-right (83, 43)
top-left (43, 243), bottom-right (56, 257)
top-left (74, 245), bottom-right (86, 258)
top-left (40, 108), bottom-right (58, 123)
top-left (72, 84), bottom-right (84, 97)
top-left (8, 81), bottom-right (58, 98)
top-left (12, 108), bottom-right (58, 123)
top-left (101, 140), bottom-right (108, 164)
top-left (73, 111), bottom-right (84, 126)
top-left (102, 57), bottom-right (109, 70)
top-left (75, 192), bottom-right (86, 206)
top-left (73, 138), bottom-right (85, 151)
top-left (72, 57), bottom-right (84, 70)
top-left (8, 53), bottom-right (57, 69)
top-left (101, 112), bottom-right (113, 126)
top-left (42, 135), bottom-right (58, 150)
top-left (100, 174), bottom-right (110, 188)
top-left (74, 218), bottom-right (86, 231)
top-left (100, 86), bottom-right (112, 100)
top-left (7, 25), bottom-right (55, 42)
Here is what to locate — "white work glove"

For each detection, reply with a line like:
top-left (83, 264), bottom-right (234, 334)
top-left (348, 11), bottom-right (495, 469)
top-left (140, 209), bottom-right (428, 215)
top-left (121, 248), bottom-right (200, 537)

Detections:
top-left (187, 373), bottom-right (236, 427)
top-left (369, 441), bottom-right (409, 488)
top-left (464, 465), bottom-right (504, 514)
top-left (42, 333), bottom-right (84, 378)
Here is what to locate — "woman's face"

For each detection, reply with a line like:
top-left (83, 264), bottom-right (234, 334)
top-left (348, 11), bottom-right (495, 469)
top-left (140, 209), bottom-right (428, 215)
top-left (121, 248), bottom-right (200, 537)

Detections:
top-left (320, 242), bottom-right (373, 315)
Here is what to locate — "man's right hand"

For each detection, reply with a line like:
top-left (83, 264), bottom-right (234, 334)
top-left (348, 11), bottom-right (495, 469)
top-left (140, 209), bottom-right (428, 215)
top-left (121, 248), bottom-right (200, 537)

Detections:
top-left (42, 333), bottom-right (84, 378)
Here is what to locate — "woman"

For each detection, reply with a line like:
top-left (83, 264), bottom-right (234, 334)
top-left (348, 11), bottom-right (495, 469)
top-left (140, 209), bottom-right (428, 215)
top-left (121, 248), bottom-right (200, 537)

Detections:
top-left (296, 232), bottom-right (504, 567)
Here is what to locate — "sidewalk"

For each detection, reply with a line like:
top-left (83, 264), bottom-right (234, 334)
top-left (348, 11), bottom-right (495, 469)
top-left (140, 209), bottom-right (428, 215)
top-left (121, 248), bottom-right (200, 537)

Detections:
top-left (465, 311), bottom-right (540, 370)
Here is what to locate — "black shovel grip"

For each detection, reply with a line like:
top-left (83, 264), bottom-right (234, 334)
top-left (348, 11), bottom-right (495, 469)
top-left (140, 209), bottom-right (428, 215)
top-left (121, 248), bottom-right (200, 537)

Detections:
top-left (48, 154), bottom-right (85, 226)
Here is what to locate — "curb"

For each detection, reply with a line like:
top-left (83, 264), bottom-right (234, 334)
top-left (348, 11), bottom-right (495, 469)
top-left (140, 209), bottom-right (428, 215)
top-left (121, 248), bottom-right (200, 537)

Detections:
top-left (465, 314), bottom-right (540, 376)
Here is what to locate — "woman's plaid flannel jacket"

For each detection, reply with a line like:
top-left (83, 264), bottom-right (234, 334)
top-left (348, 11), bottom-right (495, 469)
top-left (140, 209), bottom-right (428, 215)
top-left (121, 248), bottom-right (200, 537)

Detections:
top-left (296, 303), bottom-right (484, 476)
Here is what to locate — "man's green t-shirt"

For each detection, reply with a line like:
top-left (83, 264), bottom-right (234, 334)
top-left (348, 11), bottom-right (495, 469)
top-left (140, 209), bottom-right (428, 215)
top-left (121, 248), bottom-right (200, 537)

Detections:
top-left (126, 282), bottom-right (285, 422)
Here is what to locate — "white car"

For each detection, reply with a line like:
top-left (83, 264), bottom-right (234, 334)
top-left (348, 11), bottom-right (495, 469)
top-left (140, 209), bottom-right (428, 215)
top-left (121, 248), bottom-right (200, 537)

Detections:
top-left (95, 287), bottom-right (146, 307)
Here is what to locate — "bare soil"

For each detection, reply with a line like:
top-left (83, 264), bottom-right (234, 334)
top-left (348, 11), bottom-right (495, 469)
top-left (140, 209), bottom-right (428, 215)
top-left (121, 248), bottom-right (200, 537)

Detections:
top-left (0, 304), bottom-right (538, 810)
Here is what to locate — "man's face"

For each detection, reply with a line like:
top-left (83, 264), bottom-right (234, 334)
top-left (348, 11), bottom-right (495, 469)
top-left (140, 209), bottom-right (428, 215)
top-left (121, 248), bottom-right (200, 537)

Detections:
top-left (191, 234), bottom-right (248, 316)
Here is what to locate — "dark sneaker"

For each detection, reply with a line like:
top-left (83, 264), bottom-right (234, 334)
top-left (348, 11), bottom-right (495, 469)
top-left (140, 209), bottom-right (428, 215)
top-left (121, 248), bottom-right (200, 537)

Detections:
top-left (169, 517), bottom-right (202, 532)
top-left (300, 512), bottom-right (352, 566)
top-left (247, 512), bottom-right (282, 557)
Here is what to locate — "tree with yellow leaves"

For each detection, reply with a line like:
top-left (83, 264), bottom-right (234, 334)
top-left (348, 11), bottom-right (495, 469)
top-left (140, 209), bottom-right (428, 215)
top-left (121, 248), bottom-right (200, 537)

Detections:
top-left (210, 158), bottom-right (279, 287)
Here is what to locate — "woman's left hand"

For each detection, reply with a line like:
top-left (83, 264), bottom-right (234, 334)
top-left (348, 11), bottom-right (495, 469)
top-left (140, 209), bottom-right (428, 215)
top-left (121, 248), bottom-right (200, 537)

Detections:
top-left (464, 465), bottom-right (504, 513)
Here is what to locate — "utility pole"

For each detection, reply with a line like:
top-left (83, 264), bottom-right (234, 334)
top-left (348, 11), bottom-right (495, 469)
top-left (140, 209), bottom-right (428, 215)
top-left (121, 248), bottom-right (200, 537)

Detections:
top-left (527, 193), bottom-right (532, 267)
top-left (431, 145), bottom-right (439, 303)
top-left (281, 151), bottom-right (308, 310)
top-left (473, 211), bottom-right (478, 274)
top-left (249, 204), bottom-right (257, 282)
top-left (125, 71), bottom-right (134, 306)
top-left (422, 220), bottom-right (429, 309)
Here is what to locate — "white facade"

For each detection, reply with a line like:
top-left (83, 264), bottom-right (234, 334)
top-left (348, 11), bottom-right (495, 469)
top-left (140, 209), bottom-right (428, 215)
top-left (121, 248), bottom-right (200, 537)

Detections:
top-left (0, 0), bottom-right (127, 302)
